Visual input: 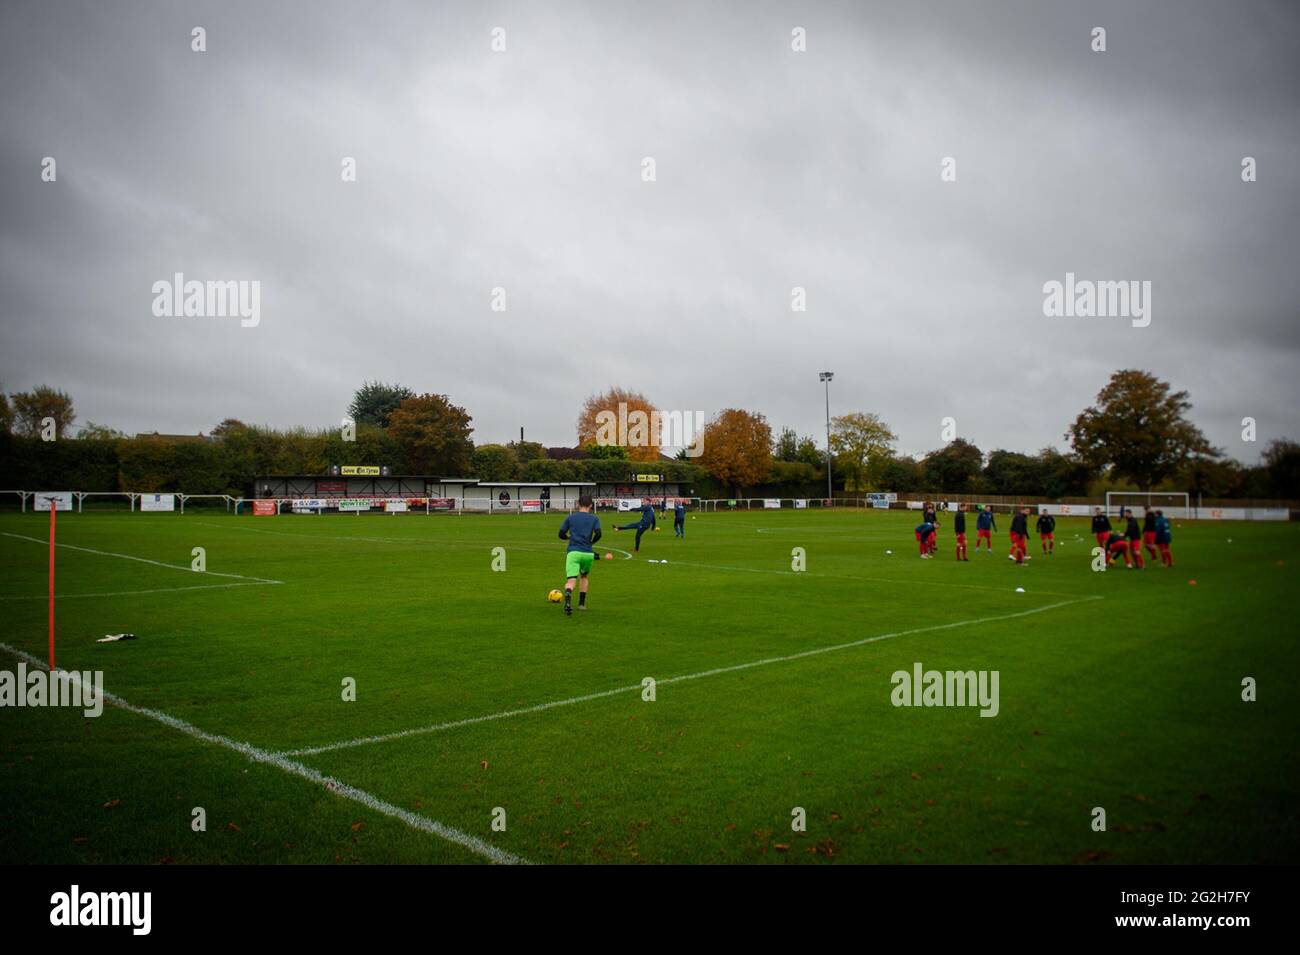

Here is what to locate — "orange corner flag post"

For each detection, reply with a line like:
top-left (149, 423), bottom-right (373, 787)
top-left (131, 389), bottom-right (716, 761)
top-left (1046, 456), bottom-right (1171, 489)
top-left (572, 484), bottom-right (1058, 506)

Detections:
top-left (48, 499), bottom-right (56, 670)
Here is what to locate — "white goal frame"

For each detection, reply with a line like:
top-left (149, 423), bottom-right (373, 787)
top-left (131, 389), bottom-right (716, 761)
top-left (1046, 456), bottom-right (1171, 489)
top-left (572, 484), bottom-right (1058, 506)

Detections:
top-left (1104, 491), bottom-right (1191, 519)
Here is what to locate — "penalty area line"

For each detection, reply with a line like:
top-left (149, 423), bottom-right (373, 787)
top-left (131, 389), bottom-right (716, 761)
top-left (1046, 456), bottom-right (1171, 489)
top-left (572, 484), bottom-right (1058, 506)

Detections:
top-left (0, 642), bottom-right (528, 866)
top-left (283, 594), bottom-right (1103, 758)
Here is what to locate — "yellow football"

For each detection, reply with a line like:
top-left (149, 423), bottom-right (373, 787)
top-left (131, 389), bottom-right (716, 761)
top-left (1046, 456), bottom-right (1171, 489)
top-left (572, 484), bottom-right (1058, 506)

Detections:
top-left (548, 589), bottom-right (564, 603)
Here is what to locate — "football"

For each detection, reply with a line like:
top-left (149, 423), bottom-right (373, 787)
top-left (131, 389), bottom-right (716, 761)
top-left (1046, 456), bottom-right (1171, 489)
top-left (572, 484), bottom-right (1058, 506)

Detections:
top-left (547, 589), bottom-right (563, 603)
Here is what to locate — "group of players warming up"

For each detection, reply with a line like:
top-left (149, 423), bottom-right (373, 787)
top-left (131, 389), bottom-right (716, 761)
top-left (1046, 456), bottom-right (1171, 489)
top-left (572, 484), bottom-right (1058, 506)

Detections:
top-left (1091, 505), bottom-right (1175, 569)
top-left (915, 501), bottom-right (1175, 569)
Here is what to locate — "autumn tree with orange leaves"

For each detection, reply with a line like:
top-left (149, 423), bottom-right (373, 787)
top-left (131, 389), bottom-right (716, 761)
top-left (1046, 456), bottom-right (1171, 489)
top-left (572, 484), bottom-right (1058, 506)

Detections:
top-left (576, 387), bottom-right (661, 463)
top-left (699, 408), bottom-right (772, 495)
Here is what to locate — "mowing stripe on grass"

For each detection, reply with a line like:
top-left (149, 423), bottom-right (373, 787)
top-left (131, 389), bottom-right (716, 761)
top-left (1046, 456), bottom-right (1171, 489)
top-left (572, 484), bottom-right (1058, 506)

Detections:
top-left (0, 532), bottom-right (285, 584)
top-left (194, 521), bottom-right (637, 560)
top-left (661, 557), bottom-right (1089, 598)
top-left (0, 581), bottom-right (280, 602)
top-left (0, 642), bottom-right (529, 865)
top-left (282, 595), bottom-right (1102, 757)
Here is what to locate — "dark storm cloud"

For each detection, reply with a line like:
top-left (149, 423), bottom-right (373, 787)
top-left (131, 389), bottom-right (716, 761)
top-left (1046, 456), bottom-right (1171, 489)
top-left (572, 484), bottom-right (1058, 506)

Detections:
top-left (1, 0), bottom-right (1297, 462)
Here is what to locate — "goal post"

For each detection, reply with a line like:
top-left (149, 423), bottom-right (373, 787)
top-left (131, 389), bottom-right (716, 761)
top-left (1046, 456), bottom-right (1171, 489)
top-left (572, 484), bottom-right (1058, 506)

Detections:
top-left (1104, 491), bottom-right (1191, 519)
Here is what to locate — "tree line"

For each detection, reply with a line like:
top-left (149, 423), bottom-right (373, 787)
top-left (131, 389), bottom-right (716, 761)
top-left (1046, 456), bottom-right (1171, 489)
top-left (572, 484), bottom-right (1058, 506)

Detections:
top-left (0, 373), bottom-right (1296, 500)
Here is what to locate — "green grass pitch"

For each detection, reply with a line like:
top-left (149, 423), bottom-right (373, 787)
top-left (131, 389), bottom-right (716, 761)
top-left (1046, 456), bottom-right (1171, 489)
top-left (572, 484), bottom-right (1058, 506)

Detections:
top-left (1, 508), bottom-right (1296, 864)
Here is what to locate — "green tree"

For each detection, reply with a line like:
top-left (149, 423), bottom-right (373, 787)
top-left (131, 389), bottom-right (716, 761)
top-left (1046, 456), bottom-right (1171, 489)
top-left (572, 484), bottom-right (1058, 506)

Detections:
top-left (773, 427), bottom-right (799, 462)
top-left (876, 455), bottom-right (923, 493)
top-left (211, 418), bottom-right (249, 437)
top-left (982, 450), bottom-right (1044, 496)
top-left (795, 436), bottom-right (824, 468)
top-left (830, 412), bottom-right (896, 492)
top-left (508, 440), bottom-right (545, 463)
top-left (921, 438), bottom-right (983, 492)
top-left (472, 444), bottom-right (520, 482)
top-left (386, 394), bottom-right (473, 474)
top-left (10, 385), bottom-right (75, 438)
top-left (1180, 452), bottom-right (1244, 499)
top-left (1067, 370), bottom-right (1213, 490)
top-left (77, 422), bottom-right (126, 440)
top-left (1259, 439), bottom-right (1300, 498)
top-left (583, 442), bottom-right (630, 460)
top-left (348, 381), bottom-right (414, 429)
top-left (0, 390), bottom-right (12, 435)
top-left (1034, 447), bottom-right (1094, 497)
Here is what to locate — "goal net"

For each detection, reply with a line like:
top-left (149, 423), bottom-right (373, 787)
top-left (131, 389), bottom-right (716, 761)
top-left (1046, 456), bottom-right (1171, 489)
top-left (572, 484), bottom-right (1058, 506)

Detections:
top-left (1104, 491), bottom-right (1191, 519)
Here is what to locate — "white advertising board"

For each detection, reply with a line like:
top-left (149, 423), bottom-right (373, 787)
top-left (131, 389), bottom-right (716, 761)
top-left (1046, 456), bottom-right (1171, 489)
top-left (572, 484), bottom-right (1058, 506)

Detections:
top-left (34, 492), bottom-right (74, 512)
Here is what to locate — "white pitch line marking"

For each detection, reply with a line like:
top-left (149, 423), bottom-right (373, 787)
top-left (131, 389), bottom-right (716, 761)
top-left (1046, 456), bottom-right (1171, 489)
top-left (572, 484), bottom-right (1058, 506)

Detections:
top-left (0, 532), bottom-right (283, 584)
top-left (0, 581), bottom-right (279, 602)
top-left (283, 595), bottom-right (1102, 758)
top-left (0, 641), bottom-right (528, 866)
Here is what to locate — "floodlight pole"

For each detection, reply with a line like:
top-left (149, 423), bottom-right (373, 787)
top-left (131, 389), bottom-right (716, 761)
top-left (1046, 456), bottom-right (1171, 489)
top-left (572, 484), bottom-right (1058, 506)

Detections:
top-left (820, 372), bottom-right (834, 504)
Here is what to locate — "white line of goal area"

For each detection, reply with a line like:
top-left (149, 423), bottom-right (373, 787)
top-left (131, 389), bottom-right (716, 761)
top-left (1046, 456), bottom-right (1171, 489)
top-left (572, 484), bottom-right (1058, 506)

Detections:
top-left (282, 594), bottom-right (1103, 759)
top-left (0, 531), bottom-right (284, 584)
top-left (0, 641), bottom-right (529, 866)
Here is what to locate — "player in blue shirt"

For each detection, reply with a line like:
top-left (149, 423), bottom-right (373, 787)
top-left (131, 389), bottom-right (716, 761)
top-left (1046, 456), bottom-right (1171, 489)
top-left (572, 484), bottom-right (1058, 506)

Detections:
top-left (1154, 510), bottom-right (1174, 567)
top-left (614, 501), bottom-right (657, 552)
top-left (558, 495), bottom-right (602, 615)
top-left (975, 505), bottom-right (996, 553)
top-left (673, 501), bottom-right (686, 537)
top-left (915, 521), bottom-right (936, 559)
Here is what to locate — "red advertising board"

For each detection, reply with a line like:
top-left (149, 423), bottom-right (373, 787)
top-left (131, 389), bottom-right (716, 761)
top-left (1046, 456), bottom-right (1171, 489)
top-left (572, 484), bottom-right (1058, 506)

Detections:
top-left (253, 500), bottom-right (277, 516)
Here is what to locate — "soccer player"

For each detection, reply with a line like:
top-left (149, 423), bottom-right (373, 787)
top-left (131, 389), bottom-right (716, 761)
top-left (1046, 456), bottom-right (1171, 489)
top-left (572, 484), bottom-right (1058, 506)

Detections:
top-left (923, 501), bottom-right (938, 527)
top-left (975, 505), bottom-right (996, 553)
top-left (614, 500), bottom-right (657, 552)
top-left (915, 521), bottom-right (936, 559)
top-left (558, 495), bottom-right (601, 615)
top-left (1106, 530), bottom-right (1133, 568)
top-left (1124, 509), bottom-right (1145, 568)
top-left (1008, 506), bottom-right (1031, 564)
top-left (1091, 507), bottom-right (1112, 548)
top-left (673, 499), bottom-right (686, 537)
top-left (953, 504), bottom-right (968, 561)
top-left (1154, 510), bottom-right (1174, 566)
top-left (1036, 510), bottom-right (1056, 555)
top-left (1142, 507), bottom-right (1160, 561)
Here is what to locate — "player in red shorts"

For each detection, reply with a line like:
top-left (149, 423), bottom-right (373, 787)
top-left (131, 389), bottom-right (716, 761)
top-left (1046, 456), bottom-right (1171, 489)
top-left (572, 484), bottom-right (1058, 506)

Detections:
top-left (953, 504), bottom-right (969, 561)
top-left (1106, 532), bottom-right (1132, 568)
top-left (1155, 510), bottom-right (1174, 566)
top-left (1035, 511), bottom-right (1056, 555)
top-left (1091, 507), bottom-right (1112, 548)
top-left (915, 521), bottom-right (936, 559)
top-left (1123, 509), bottom-right (1145, 568)
top-left (974, 505), bottom-right (995, 552)
top-left (1141, 507), bottom-right (1160, 561)
top-left (1008, 506), bottom-right (1031, 564)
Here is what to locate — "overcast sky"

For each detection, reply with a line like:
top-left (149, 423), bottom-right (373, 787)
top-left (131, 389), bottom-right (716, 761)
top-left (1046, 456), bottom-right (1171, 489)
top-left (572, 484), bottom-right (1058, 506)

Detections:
top-left (1, 0), bottom-right (1297, 462)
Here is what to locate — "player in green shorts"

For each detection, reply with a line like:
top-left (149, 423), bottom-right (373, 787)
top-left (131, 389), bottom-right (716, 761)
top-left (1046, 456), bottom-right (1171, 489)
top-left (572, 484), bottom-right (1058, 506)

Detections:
top-left (558, 494), bottom-right (602, 616)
